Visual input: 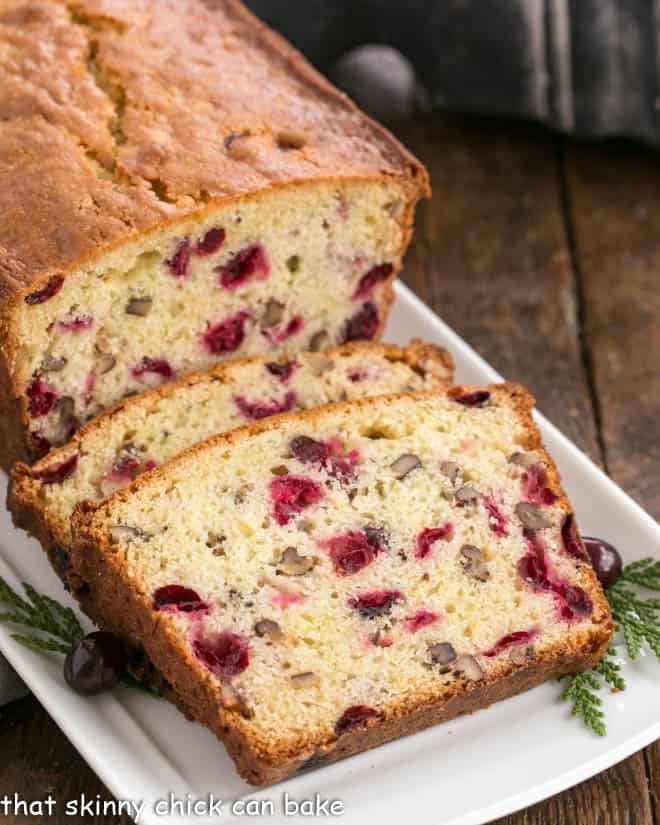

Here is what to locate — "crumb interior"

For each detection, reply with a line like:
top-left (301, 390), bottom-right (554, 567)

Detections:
top-left (34, 343), bottom-right (451, 548)
top-left (80, 390), bottom-right (606, 755)
top-left (15, 181), bottom-right (406, 453)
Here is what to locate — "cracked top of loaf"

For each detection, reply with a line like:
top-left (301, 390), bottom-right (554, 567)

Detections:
top-left (0, 0), bottom-right (428, 288)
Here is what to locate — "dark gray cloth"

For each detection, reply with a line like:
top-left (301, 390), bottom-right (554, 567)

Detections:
top-left (247, 0), bottom-right (660, 143)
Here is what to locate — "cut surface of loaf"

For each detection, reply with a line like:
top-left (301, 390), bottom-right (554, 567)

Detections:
top-left (8, 340), bottom-right (453, 584)
top-left (0, 0), bottom-right (428, 469)
top-left (70, 385), bottom-right (613, 784)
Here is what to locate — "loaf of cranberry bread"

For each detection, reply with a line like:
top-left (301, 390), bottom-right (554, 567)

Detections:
top-left (9, 340), bottom-right (452, 591)
top-left (0, 0), bottom-right (428, 471)
top-left (70, 385), bottom-right (613, 785)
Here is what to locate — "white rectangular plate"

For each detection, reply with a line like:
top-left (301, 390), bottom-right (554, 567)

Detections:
top-left (1, 282), bottom-right (658, 825)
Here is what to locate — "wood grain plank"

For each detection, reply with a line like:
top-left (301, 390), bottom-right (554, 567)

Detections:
top-left (563, 137), bottom-right (660, 825)
top-left (0, 697), bottom-right (131, 825)
top-left (563, 140), bottom-right (660, 520)
top-left (394, 115), bottom-right (654, 825)
top-left (397, 116), bottom-right (600, 459)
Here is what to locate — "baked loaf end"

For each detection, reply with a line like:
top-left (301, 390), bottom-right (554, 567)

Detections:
top-left (9, 340), bottom-right (452, 585)
top-left (70, 385), bottom-right (613, 784)
top-left (0, 0), bottom-right (428, 469)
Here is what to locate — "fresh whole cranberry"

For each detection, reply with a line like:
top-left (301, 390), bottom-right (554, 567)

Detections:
top-left (335, 705), bottom-right (381, 735)
top-left (131, 357), bottom-right (174, 382)
top-left (166, 238), bottom-right (191, 277)
top-left (270, 475), bottom-right (324, 525)
top-left (352, 263), bottom-right (393, 301)
top-left (193, 631), bottom-right (250, 679)
top-left (201, 311), bottom-right (250, 354)
top-left (34, 453), bottom-right (78, 484)
top-left (153, 585), bottom-right (210, 614)
top-left (415, 524), bottom-right (454, 559)
top-left (348, 589), bottom-right (402, 618)
top-left (194, 227), bottom-right (226, 256)
top-left (64, 631), bottom-right (128, 695)
top-left (265, 361), bottom-right (297, 383)
top-left (326, 530), bottom-right (379, 575)
top-left (235, 391), bottom-right (297, 421)
top-left (341, 302), bottom-right (379, 342)
top-left (484, 629), bottom-right (537, 657)
top-left (452, 390), bottom-right (491, 407)
top-left (582, 537), bottom-right (623, 588)
top-left (27, 377), bottom-right (58, 417)
top-left (218, 244), bottom-right (270, 289)
top-left (25, 275), bottom-right (65, 305)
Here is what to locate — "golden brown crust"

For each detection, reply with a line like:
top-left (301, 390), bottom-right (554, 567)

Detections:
top-left (69, 383), bottom-right (614, 784)
top-left (0, 0), bottom-right (428, 290)
top-left (7, 339), bottom-right (454, 589)
top-left (0, 0), bottom-right (429, 463)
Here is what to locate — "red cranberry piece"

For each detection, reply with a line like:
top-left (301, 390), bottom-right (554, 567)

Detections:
top-left (517, 530), bottom-right (551, 589)
top-left (561, 513), bottom-right (587, 561)
top-left (352, 263), bottom-right (393, 300)
top-left (266, 361), bottom-right (297, 383)
top-left (59, 315), bottom-right (93, 331)
top-left (64, 631), bottom-right (127, 695)
top-left (25, 275), bottom-right (65, 305)
top-left (483, 496), bottom-right (508, 537)
top-left (348, 368), bottom-right (366, 382)
top-left (166, 238), bottom-right (191, 277)
top-left (348, 589), bottom-right (402, 618)
top-left (452, 390), bottom-right (490, 407)
top-left (341, 302), bottom-right (379, 342)
top-left (523, 464), bottom-right (558, 506)
top-left (289, 435), bottom-right (360, 483)
top-left (484, 629), bottom-right (537, 657)
top-left (335, 705), bottom-right (381, 736)
top-left (218, 244), bottom-right (270, 289)
top-left (582, 536), bottom-right (623, 588)
top-left (30, 431), bottom-right (52, 460)
top-left (131, 357), bottom-right (174, 382)
top-left (194, 227), bottom-right (226, 256)
top-left (27, 377), bottom-right (58, 417)
top-left (193, 631), bottom-right (250, 679)
top-left (415, 524), bottom-right (454, 559)
top-left (267, 315), bottom-right (304, 344)
top-left (270, 475), bottom-right (324, 525)
top-left (153, 585), bottom-right (210, 614)
top-left (404, 608), bottom-right (439, 633)
top-left (557, 584), bottom-right (593, 620)
top-left (34, 453), bottom-right (78, 484)
top-left (235, 391), bottom-right (297, 420)
top-left (326, 530), bottom-right (378, 575)
top-left (201, 311), bottom-right (249, 354)
top-left (290, 435), bottom-right (330, 464)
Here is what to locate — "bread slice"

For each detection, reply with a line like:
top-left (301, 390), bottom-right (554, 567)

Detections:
top-left (0, 0), bottom-right (428, 470)
top-left (8, 340), bottom-right (452, 591)
top-left (70, 384), bottom-right (613, 785)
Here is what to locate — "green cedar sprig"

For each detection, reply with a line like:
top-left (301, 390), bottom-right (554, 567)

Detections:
top-left (0, 575), bottom-right (84, 652)
top-left (0, 575), bottom-right (158, 696)
top-left (561, 557), bottom-right (659, 735)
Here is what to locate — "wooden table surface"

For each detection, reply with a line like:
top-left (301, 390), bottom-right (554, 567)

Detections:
top-left (1, 115), bottom-right (658, 823)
